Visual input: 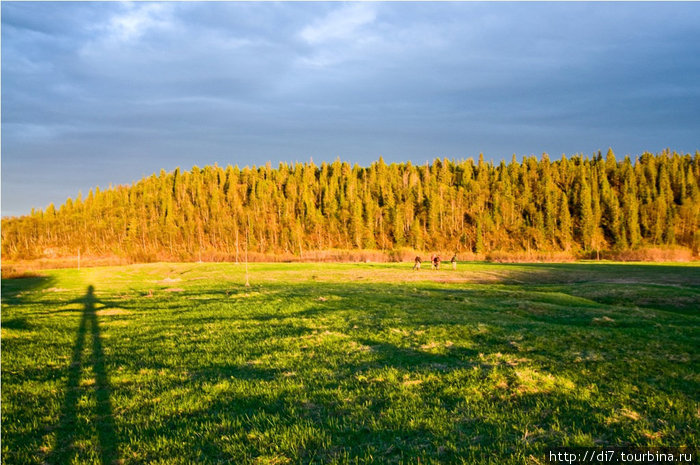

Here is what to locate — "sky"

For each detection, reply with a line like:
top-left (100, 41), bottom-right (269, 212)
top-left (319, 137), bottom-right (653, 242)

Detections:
top-left (2, 2), bottom-right (700, 217)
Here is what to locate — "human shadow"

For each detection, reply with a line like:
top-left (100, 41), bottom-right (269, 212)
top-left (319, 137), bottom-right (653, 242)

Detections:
top-left (47, 285), bottom-right (119, 465)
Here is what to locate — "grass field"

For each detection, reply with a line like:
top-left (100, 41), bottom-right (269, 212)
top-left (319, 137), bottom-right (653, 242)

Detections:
top-left (2, 262), bottom-right (699, 464)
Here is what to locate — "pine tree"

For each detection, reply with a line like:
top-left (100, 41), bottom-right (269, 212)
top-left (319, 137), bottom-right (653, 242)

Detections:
top-left (557, 191), bottom-right (573, 250)
top-left (578, 170), bottom-right (595, 251)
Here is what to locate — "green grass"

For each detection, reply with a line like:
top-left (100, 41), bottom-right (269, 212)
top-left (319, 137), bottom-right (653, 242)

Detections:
top-left (2, 262), bottom-right (699, 464)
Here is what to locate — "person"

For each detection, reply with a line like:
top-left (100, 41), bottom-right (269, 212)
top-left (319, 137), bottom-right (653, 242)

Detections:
top-left (413, 256), bottom-right (422, 270)
top-left (432, 255), bottom-right (441, 270)
top-left (451, 253), bottom-right (457, 270)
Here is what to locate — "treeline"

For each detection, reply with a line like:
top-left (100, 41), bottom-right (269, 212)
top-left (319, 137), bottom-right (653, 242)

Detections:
top-left (2, 149), bottom-right (699, 261)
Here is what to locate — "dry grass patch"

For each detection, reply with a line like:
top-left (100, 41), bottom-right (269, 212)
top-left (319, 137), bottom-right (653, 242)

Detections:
top-left (606, 408), bottom-right (645, 425)
top-left (229, 291), bottom-right (262, 299)
top-left (620, 408), bottom-right (643, 421)
top-left (513, 367), bottom-right (575, 395)
top-left (420, 340), bottom-right (454, 351)
top-left (402, 379), bottom-right (423, 387)
top-left (601, 247), bottom-right (693, 262)
top-left (43, 287), bottom-right (69, 293)
top-left (592, 315), bottom-right (615, 324)
top-left (95, 308), bottom-right (130, 316)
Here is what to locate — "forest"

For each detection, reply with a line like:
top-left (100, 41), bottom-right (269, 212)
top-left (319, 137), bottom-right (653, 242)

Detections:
top-left (2, 149), bottom-right (699, 262)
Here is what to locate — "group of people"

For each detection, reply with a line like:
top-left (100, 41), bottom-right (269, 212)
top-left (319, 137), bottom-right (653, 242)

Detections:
top-left (413, 253), bottom-right (457, 270)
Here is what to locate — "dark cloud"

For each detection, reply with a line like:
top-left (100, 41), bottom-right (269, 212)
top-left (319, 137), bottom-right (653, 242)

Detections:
top-left (2, 2), bottom-right (699, 216)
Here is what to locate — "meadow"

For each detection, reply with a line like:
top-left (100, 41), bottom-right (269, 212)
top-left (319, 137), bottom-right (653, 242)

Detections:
top-left (2, 261), bottom-right (698, 464)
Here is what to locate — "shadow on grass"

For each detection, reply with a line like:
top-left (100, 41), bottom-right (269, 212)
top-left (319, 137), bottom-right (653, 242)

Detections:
top-left (2, 317), bottom-right (32, 330)
top-left (138, 278), bottom-right (691, 334)
top-left (355, 338), bottom-right (480, 372)
top-left (134, 337), bottom-right (630, 463)
top-left (1, 274), bottom-right (56, 306)
top-left (485, 262), bottom-right (700, 286)
top-left (190, 364), bottom-right (280, 382)
top-left (47, 285), bottom-right (119, 465)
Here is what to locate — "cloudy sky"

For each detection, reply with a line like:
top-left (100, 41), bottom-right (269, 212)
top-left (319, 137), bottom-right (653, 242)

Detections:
top-left (2, 2), bottom-right (700, 216)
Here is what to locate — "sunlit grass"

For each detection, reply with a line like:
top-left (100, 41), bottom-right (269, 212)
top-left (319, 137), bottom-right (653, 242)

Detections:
top-left (2, 262), bottom-right (698, 464)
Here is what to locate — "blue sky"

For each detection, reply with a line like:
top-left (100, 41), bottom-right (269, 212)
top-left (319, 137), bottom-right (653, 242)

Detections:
top-left (2, 2), bottom-right (700, 216)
